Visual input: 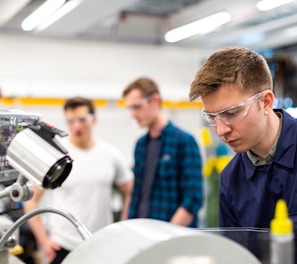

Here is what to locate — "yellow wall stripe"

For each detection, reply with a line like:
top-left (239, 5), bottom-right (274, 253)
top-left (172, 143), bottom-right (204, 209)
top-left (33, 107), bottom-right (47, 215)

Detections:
top-left (1, 97), bottom-right (203, 109)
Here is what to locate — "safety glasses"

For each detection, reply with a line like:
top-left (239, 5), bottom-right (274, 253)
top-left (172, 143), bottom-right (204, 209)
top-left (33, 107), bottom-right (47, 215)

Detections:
top-left (201, 91), bottom-right (265, 126)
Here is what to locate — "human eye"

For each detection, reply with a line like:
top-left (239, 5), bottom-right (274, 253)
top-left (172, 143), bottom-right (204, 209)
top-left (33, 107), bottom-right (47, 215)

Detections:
top-left (66, 118), bottom-right (74, 125)
top-left (128, 104), bottom-right (142, 111)
top-left (205, 113), bottom-right (216, 125)
top-left (221, 106), bottom-right (243, 119)
top-left (78, 117), bottom-right (87, 123)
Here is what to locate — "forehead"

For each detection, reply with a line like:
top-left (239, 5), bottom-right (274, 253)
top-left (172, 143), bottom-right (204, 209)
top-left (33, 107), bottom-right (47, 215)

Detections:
top-left (125, 89), bottom-right (145, 101)
top-left (65, 105), bottom-right (90, 116)
top-left (202, 84), bottom-right (250, 112)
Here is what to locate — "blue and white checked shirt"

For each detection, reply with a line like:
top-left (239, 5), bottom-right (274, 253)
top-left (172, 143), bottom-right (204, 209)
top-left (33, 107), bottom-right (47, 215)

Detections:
top-left (128, 121), bottom-right (204, 227)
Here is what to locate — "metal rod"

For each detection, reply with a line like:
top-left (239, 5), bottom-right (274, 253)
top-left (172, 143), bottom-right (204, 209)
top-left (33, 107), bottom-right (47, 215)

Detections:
top-left (0, 207), bottom-right (92, 250)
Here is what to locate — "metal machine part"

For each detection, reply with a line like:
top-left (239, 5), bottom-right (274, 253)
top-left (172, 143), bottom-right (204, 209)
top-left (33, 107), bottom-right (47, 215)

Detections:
top-left (0, 109), bottom-right (75, 264)
top-left (6, 122), bottom-right (72, 189)
top-left (0, 215), bottom-right (18, 264)
top-left (0, 207), bottom-right (92, 251)
top-left (0, 117), bottom-right (73, 203)
top-left (62, 219), bottom-right (261, 264)
top-left (0, 109), bottom-right (40, 183)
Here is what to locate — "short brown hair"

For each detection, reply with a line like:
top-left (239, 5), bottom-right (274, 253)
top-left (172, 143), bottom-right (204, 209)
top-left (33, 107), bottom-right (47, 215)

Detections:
top-left (122, 77), bottom-right (160, 98)
top-left (189, 46), bottom-right (273, 101)
top-left (63, 96), bottom-right (95, 115)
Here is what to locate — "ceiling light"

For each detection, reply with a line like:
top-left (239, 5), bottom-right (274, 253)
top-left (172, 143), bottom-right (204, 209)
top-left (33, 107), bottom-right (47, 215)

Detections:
top-left (256, 0), bottom-right (296, 11)
top-left (36, 0), bottom-right (83, 31)
top-left (283, 25), bottom-right (297, 37)
top-left (21, 0), bottom-right (66, 31)
top-left (164, 12), bottom-right (231, 43)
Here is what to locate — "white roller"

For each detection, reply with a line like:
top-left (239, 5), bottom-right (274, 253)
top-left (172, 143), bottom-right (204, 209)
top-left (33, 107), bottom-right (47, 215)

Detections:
top-left (63, 219), bottom-right (261, 264)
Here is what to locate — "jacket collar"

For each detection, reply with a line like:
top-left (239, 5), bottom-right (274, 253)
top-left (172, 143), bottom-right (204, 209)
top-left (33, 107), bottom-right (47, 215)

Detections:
top-left (244, 109), bottom-right (296, 180)
top-left (143, 121), bottom-right (173, 141)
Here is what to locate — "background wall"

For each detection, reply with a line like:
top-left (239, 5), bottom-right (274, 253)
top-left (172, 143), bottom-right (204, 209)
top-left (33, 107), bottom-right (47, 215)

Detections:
top-left (3, 103), bottom-right (205, 167)
top-left (0, 34), bottom-right (212, 100)
top-left (0, 34), bottom-right (209, 164)
top-left (0, 33), bottom-right (216, 229)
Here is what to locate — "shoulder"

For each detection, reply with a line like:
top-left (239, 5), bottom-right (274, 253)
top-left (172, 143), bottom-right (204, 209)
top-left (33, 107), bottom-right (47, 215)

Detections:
top-left (135, 134), bottom-right (148, 147)
top-left (277, 109), bottom-right (297, 126)
top-left (164, 121), bottom-right (194, 139)
top-left (166, 122), bottom-right (197, 143)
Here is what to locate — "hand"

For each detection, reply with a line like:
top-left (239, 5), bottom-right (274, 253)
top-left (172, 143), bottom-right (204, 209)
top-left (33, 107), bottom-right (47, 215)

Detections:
top-left (39, 237), bottom-right (61, 263)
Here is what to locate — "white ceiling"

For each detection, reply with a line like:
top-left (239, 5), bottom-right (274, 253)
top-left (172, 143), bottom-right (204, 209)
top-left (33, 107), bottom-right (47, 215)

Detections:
top-left (1, 0), bottom-right (297, 51)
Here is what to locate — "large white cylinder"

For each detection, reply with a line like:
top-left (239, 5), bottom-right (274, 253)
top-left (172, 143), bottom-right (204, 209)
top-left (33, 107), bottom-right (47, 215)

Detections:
top-left (63, 219), bottom-right (261, 264)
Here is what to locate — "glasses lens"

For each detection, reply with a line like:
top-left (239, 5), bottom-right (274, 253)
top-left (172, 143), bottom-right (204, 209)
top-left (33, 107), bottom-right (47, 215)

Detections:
top-left (220, 105), bottom-right (249, 124)
top-left (201, 104), bottom-right (250, 126)
top-left (201, 111), bottom-right (216, 126)
top-left (201, 91), bottom-right (263, 126)
top-left (67, 115), bottom-right (93, 125)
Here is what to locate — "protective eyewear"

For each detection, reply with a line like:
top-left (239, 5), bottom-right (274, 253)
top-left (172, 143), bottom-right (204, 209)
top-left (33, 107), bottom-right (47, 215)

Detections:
top-left (126, 96), bottom-right (152, 111)
top-left (66, 114), bottom-right (94, 125)
top-left (201, 91), bottom-right (264, 126)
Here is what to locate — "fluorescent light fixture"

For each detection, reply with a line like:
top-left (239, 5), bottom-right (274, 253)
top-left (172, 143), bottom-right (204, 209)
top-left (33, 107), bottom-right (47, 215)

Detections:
top-left (164, 12), bottom-right (231, 43)
top-left (256, 0), bottom-right (296, 11)
top-left (283, 25), bottom-right (297, 37)
top-left (36, 0), bottom-right (83, 31)
top-left (21, 0), bottom-right (66, 31)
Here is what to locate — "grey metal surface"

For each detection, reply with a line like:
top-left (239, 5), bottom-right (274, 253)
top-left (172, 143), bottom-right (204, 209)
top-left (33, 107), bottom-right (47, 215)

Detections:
top-left (62, 219), bottom-right (261, 264)
top-left (6, 128), bottom-right (65, 187)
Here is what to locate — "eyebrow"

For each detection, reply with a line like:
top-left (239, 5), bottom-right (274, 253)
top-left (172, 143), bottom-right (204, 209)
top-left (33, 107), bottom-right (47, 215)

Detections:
top-left (203, 91), bottom-right (263, 114)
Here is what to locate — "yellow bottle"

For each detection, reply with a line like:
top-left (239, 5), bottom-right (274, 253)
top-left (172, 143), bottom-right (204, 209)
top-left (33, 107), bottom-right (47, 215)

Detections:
top-left (270, 199), bottom-right (294, 264)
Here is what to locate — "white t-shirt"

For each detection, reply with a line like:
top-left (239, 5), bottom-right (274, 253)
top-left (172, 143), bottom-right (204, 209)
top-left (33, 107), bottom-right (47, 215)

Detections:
top-left (44, 138), bottom-right (133, 250)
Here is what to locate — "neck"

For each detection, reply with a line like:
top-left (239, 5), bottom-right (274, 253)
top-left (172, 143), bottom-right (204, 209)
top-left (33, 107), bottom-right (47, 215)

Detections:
top-left (149, 113), bottom-right (168, 138)
top-left (251, 111), bottom-right (281, 158)
top-left (70, 138), bottom-right (95, 149)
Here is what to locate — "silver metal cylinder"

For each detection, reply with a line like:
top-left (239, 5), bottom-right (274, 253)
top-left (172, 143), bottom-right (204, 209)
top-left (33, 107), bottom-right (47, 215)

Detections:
top-left (6, 128), bottom-right (67, 187)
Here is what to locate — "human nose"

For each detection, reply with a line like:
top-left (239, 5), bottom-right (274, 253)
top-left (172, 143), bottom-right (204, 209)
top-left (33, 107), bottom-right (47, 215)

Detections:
top-left (214, 118), bottom-right (232, 137)
top-left (130, 109), bottom-right (138, 119)
top-left (68, 119), bottom-right (83, 128)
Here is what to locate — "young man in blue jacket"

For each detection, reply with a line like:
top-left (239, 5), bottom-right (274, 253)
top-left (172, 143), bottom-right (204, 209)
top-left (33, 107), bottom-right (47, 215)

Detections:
top-left (190, 46), bottom-right (297, 263)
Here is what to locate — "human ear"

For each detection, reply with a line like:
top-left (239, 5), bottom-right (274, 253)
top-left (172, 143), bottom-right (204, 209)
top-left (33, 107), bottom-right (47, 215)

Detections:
top-left (151, 93), bottom-right (161, 106)
top-left (262, 91), bottom-right (274, 113)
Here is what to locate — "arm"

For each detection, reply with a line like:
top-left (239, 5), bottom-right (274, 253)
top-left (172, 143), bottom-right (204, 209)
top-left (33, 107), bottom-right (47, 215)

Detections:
top-left (171, 134), bottom-right (204, 226)
top-left (111, 145), bottom-right (134, 221)
top-left (23, 185), bottom-right (60, 263)
top-left (116, 179), bottom-right (133, 220)
top-left (170, 207), bottom-right (194, 226)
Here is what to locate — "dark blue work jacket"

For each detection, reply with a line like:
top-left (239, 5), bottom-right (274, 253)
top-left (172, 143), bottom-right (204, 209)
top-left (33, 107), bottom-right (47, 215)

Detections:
top-left (220, 109), bottom-right (297, 263)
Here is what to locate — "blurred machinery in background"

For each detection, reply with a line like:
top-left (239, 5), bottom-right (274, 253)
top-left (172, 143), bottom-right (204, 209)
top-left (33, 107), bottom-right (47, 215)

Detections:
top-left (0, 109), bottom-right (73, 264)
top-left (0, 109), bottom-right (40, 263)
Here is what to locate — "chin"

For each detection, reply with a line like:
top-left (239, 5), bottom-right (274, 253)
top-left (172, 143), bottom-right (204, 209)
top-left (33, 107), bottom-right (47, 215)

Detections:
top-left (138, 122), bottom-right (146, 128)
top-left (229, 145), bottom-right (247, 153)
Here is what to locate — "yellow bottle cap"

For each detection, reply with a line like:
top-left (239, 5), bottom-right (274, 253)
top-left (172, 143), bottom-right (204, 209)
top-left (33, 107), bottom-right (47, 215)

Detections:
top-left (9, 244), bottom-right (24, 255)
top-left (270, 199), bottom-right (293, 235)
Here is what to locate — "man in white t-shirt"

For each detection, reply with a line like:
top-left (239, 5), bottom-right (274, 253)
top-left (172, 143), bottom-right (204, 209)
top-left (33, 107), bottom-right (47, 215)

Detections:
top-left (24, 96), bottom-right (133, 264)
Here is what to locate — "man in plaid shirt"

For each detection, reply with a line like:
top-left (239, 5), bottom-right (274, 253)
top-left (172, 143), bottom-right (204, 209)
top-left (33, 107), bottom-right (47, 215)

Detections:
top-left (122, 77), bottom-right (204, 227)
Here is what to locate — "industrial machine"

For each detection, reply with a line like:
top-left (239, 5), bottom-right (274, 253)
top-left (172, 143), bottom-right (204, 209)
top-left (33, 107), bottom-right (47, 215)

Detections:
top-left (0, 109), bottom-right (74, 264)
top-left (0, 108), bottom-right (288, 264)
top-left (62, 218), bottom-right (263, 264)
